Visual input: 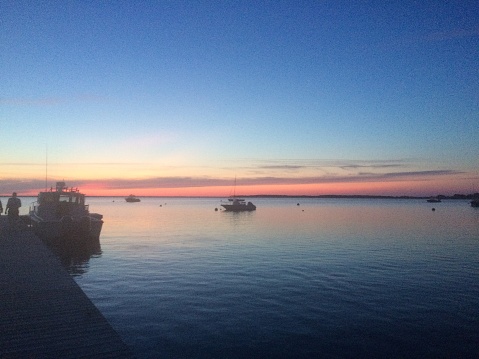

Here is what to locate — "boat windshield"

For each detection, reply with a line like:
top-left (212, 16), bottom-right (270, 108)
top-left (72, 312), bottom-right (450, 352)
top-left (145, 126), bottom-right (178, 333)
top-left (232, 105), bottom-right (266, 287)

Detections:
top-left (38, 191), bottom-right (85, 205)
top-left (59, 193), bottom-right (84, 205)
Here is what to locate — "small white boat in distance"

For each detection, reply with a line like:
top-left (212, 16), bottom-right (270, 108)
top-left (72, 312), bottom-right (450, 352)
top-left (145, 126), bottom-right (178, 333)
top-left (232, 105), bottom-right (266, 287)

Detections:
top-left (221, 198), bottom-right (256, 212)
top-left (125, 194), bottom-right (141, 202)
top-left (29, 182), bottom-right (103, 243)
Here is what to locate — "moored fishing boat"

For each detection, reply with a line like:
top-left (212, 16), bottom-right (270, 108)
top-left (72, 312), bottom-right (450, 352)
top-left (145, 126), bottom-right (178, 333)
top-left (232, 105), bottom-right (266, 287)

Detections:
top-left (125, 194), bottom-right (141, 202)
top-left (220, 176), bottom-right (256, 212)
top-left (29, 182), bottom-right (103, 243)
top-left (221, 197), bottom-right (256, 212)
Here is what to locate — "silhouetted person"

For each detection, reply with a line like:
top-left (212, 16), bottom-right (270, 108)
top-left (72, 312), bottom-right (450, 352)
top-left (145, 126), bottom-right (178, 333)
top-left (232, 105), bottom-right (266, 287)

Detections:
top-left (0, 199), bottom-right (3, 215)
top-left (6, 192), bottom-right (21, 227)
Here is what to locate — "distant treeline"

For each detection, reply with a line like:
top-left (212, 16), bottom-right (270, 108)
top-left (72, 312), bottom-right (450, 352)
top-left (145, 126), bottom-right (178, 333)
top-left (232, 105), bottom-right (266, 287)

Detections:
top-left (13, 193), bottom-right (479, 199)
top-left (245, 193), bottom-right (479, 199)
top-left (432, 193), bottom-right (479, 200)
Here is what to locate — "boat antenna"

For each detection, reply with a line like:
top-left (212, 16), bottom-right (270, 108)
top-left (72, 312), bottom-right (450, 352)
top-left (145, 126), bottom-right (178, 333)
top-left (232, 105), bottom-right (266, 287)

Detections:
top-left (45, 144), bottom-right (47, 191)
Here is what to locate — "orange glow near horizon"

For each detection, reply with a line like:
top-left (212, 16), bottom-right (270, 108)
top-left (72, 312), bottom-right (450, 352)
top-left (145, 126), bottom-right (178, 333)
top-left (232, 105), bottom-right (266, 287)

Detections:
top-left (2, 169), bottom-right (475, 197)
top-left (11, 177), bottom-right (474, 198)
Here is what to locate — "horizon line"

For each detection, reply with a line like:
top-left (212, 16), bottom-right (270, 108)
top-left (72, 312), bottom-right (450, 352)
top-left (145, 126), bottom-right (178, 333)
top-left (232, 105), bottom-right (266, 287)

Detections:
top-left (5, 193), bottom-right (477, 199)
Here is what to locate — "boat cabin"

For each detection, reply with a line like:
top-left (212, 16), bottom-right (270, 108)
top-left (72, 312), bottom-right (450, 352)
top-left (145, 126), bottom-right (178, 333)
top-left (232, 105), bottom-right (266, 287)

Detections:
top-left (32, 182), bottom-right (90, 220)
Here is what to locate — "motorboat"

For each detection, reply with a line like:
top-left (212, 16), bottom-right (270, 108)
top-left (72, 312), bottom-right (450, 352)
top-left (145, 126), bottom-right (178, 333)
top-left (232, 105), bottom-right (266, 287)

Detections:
top-left (29, 182), bottom-right (103, 243)
top-left (427, 197), bottom-right (441, 203)
top-left (221, 198), bottom-right (256, 212)
top-left (220, 176), bottom-right (256, 212)
top-left (125, 194), bottom-right (141, 202)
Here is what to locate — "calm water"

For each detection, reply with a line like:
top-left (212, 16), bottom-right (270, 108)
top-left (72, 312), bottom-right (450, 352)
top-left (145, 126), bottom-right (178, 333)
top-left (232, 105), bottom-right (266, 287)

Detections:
top-left (27, 197), bottom-right (479, 358)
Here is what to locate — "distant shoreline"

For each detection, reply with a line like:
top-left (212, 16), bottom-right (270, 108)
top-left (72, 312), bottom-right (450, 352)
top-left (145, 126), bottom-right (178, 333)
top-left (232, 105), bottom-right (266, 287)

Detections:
top-left (238, 194), bottom-right (478, 200)
top-left (9, 194), bottom-right (477, 200)
top-left (249, 194), bottom-right (430, 199)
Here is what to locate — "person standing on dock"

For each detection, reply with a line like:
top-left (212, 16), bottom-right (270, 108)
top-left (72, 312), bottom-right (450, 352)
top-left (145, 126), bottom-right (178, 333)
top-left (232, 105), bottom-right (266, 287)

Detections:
top-left (6, 192), bottom-right (21, 227)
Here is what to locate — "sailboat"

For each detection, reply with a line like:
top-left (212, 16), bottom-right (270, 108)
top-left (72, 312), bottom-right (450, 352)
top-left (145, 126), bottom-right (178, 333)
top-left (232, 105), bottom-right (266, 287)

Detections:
top-left (220, 177), bottom-right (256, 212)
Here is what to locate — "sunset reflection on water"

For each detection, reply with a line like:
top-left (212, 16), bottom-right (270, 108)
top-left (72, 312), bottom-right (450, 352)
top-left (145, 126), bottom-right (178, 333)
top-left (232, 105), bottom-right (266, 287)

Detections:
top-left (70, 197), bottom-right (479, 358)
top-left (85, 196), bottom-right (478, 261)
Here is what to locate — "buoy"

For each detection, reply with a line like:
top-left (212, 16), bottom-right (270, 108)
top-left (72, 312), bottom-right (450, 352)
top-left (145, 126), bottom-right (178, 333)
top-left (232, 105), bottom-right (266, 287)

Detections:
top-left (297, 203), bottom-right (300, 206)
top-left (432, 208), bottom-right (435, 211)
top-left (215, 208), bottom-right (218, 211)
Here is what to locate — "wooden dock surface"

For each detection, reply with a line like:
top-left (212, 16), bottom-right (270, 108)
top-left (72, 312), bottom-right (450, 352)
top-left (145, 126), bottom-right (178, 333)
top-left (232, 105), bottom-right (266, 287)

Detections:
top-left (0, 218), bottom-right (133, 358)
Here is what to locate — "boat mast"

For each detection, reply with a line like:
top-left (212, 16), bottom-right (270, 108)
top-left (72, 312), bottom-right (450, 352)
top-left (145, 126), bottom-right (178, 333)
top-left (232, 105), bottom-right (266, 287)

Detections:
top-left (45, 144), bottom-right (48, 191)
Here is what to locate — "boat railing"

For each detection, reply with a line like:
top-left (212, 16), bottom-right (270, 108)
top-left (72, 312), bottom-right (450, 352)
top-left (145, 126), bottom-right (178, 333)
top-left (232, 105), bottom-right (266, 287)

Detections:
top-left (29, 202), bottom-right (38, 213)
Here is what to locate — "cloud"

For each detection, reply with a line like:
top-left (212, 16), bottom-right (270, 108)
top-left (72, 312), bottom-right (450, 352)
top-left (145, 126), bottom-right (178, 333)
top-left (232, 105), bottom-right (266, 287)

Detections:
top-left (258, 165), bottom-right (306, 170)
top-left (339, 164), bottom-right (403, 170)
top-left (0, 179), bottom-right (47, 194)
top-left (0, 156), bottom-right (466, 195)
top-left (38, 169), bottom-right (462, 189)
top-left (376, 170), bottom-right (460, 179)
top-left (234, 170), bottom-right (462, 186)
top-left (90, 177), bottom-right (231, 189)
top-left (249, 158), bottom-right (408, 170)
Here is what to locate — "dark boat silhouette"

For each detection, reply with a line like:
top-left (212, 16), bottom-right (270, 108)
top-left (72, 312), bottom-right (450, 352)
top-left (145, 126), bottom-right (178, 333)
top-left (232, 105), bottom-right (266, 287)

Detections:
top-left (221, 197), bottom-right (256, 212)
top-left (29, 181), bottom-right (103, 243)
top-left (220, 177), bottom-right (256, 212)
top-left (125, 195), bottom-right (141, 203)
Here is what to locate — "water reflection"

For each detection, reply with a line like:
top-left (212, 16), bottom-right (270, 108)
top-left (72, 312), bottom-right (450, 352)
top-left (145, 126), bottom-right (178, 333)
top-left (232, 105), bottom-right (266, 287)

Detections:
top-left (45, 237), bottom-right (102, 276)
top-left (71, 198), bottom-right (479, 358)
top-left (221, 209), bottom-right (257, 226)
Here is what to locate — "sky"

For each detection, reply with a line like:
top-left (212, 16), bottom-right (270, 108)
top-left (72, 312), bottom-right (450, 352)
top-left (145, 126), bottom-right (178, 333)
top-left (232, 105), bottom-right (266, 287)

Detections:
top-left (1, 0), bottom-right (478, 197)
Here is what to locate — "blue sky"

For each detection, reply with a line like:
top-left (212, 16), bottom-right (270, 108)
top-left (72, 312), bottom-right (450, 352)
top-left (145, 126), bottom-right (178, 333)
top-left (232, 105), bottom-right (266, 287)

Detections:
top-left (1, 0), bottom-right (478, 196)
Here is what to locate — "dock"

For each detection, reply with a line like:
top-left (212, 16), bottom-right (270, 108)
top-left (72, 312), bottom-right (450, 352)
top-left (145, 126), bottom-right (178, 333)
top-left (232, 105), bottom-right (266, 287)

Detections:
top-left (0, 217), bottom-right (133, 358)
